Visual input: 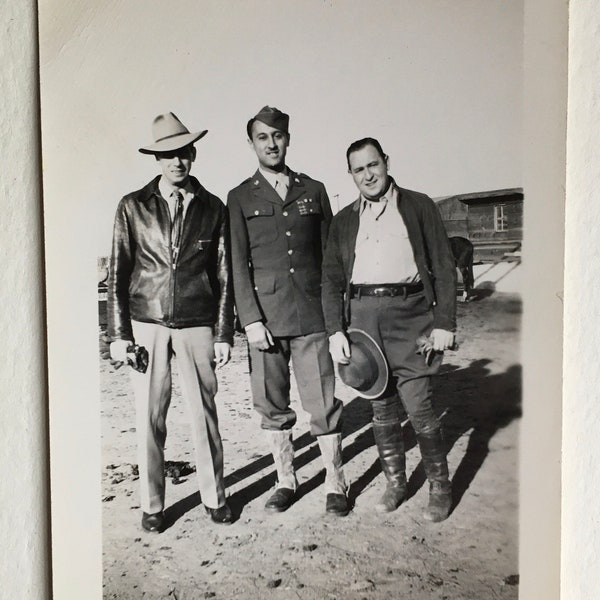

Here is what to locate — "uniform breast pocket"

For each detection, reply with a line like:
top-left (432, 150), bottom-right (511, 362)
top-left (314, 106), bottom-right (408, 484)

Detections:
top-left (242, 203), bottom-right (279, 246)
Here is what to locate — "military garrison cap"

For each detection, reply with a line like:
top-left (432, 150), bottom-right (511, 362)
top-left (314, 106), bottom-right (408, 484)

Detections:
top-left (247, 105), bottom-right (290, 137)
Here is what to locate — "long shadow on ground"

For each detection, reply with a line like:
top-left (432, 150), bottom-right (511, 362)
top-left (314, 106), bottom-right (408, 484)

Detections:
top-left (165, 358), bottom-right (521, 526)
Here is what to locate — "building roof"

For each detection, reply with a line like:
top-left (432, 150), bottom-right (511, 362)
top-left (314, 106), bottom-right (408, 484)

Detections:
top-left (434, 187), bottom-right (523, 204)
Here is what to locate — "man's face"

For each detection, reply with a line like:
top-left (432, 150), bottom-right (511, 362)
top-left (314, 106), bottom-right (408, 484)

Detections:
top-left (155, 145), bottom-right (196, 187)
top-left (248, 120), bottom-right (289, 172)
top-left (348, 144), bottom-right (390, 201)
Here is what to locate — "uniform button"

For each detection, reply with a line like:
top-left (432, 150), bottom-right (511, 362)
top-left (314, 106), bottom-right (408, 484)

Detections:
top-left (288, 249), bottom-right (293, 255)
top-left (254, 210), bottom-right (259, 215)
top-left (289, 268), bottom-right (295, 273)
top-left (286, 231), bottom-right (291, 236)
top-left (282, 211), bottom-right (288, 216)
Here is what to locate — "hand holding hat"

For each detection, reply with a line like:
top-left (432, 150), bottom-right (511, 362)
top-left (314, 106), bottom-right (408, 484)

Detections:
top-left (329, 331), bottom-right (351, 365)
top-left (336, 328), bottom-right (389, 399)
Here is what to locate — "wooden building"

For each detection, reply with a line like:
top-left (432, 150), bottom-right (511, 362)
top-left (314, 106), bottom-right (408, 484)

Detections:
top-left (435, 188), bottom-right (523, 262)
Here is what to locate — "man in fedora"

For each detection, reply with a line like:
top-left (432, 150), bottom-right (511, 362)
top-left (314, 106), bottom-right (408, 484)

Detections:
top-left (227, 106), bottom-right (348, 516)
top-left (107, 112), bottom-right (235, 531)
top-left (322, 137), bottom-right (457, 522)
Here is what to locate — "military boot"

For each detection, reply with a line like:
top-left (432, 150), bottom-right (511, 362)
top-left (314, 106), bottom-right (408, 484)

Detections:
top-left (417, 428), bottom-right (452, 522)
top-left (372, 419), bottom-right (407, 512)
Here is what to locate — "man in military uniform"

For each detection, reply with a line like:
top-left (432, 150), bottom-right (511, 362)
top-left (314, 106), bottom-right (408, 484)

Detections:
top-left (227, 106), bottom-right (348, 516)
top-left (108, 112), bottom-right (235, 531)
top-left (322, 137), bottom-right (457, 522)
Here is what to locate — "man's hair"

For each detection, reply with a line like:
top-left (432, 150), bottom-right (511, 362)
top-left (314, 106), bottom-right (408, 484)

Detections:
top-left (346, 137), bottom-right (387, 169)
top-left (246, 118), bottom-right (257, 140)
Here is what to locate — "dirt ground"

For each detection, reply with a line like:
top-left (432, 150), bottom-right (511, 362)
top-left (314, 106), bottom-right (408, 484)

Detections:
top-left (100, 291), bottom-right (521, 600)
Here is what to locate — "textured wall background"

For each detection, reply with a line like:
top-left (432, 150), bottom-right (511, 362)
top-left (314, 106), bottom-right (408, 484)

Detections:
top-left (563, 0), bottom-right (600, 597)
top-left (0, 2), bottom-right (49, 599)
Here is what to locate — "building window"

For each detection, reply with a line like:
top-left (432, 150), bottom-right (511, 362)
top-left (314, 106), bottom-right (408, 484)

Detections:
top-left (494, 204), bottom-right (507, 232)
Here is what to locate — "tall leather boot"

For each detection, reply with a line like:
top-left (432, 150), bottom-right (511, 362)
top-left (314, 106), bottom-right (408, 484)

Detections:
top-left (417, 428), bottom-right (452, 522)
top-left (317, 433), bottom-right (349, 516)
top-left (372, 419), bottom-right (407, 512)
top-left (264, 430), bottom-right (297, 512)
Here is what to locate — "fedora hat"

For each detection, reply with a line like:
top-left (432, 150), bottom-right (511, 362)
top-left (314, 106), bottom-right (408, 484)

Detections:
top-left (337, 328), bottom-right (389, 399)
top-left (139, 112), bottom-right (208, 154)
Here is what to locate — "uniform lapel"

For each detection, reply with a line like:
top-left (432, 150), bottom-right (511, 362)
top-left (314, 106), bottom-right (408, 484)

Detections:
top-left (282, 170), bottom-right (307, 207)
top-left (250, 169), bottom-right (284, 205)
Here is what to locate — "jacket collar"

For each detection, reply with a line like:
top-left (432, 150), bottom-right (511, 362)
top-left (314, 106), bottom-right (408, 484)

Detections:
top-left (250, 167), bottom-right (307, 206)
top-left (140, 175), bottom-right (205, 202)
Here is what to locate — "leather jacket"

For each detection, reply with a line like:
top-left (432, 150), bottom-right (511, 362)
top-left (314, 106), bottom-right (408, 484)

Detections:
top-left (107, 176), bottom-right (234, 344)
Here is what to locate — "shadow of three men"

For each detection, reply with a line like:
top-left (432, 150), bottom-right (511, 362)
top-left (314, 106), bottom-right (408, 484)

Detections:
top-left (163, 358), bottom-right (521, 527)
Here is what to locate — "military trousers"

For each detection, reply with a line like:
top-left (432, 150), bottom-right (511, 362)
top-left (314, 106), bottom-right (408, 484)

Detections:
top-left (349, 291), bottom-right (443, 434)
top-left (248, 330), bottom-right (343, 436)
top-left (130, 321), bottom-right (226, 513)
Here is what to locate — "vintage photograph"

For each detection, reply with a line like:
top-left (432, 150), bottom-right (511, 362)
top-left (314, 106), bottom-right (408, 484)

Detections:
top-left (40, 1), bottom-right (524, 598)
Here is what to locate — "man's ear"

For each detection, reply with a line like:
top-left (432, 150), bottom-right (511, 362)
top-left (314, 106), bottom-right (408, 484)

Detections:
top-left (385, 155), bottom-right (390, 170)
top-left (190, 146), bottom-right (197, 162)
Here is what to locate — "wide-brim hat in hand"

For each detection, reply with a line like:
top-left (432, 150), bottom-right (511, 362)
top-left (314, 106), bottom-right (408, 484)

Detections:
top-left (139, 112), bottom-right (207, 154)
top-left (337, 328), bottom-right (389, 399)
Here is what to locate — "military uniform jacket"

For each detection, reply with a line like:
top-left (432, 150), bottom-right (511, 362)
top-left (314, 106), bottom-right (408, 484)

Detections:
top-left (227, 169), bottom-right (333, 337)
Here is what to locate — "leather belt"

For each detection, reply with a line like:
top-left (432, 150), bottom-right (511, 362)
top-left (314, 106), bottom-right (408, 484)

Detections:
top-left (350, 282), bottom-right (424, 299)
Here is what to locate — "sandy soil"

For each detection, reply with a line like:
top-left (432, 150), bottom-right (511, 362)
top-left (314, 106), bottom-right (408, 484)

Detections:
top-left (100, 291), bottom-right (521, 600)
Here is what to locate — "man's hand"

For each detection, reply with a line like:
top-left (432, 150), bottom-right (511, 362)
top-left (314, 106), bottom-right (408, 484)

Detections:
top-left (214, 342), bottom-right (231, 369)
top-left (245, 321), bottom-right (274, 351)
top-left (430, 329), bottom-right (455, 352)
top-left (329, 331), bottom-right (351, 365)
top-left (110, 339), bottom-right (132, 365)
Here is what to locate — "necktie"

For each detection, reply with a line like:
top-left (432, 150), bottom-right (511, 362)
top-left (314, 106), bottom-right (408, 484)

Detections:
top-left (274, 175), bottom-right (288, 200)
top-left (171, 190), bottom-right (184, 265)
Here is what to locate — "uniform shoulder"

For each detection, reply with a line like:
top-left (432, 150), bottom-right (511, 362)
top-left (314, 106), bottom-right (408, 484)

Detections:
top-left (229, 176), bottom-right (255, 194)
top-left (294, 171), bottom-right (323, 187)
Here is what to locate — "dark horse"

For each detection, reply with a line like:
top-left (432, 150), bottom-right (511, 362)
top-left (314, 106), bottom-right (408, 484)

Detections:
top-left (449, 236), bottom-right (474, 302)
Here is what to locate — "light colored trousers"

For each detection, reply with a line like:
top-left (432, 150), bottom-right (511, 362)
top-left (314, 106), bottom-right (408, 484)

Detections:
top-left (130, 321), bottom-right (226, 513)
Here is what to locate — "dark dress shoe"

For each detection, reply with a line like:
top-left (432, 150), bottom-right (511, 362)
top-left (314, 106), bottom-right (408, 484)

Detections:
top-left (205, 503), bottom-right (234, 524)
top-left (326, 493), bottom-right (349, 517)
top-left (264, 487), bottom-right (295, 512)
top-left (141, 511), bottom-right (164, 533)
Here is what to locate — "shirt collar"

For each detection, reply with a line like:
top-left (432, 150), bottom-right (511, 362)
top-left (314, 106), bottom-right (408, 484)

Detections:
top-left (359, 180), bottom-right (397, 216)
top-left (158, 177), bottom-right (195, 202)
top-left (258, 166), bottom-right (289, 190)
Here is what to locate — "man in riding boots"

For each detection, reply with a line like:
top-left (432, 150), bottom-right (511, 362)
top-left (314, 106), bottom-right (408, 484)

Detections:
top-left (227, 106), bottom-right (348, 517)
top-left (107, 113), bottom-right (235, 531)
top-left (322, 137), bottom-right (457, 522)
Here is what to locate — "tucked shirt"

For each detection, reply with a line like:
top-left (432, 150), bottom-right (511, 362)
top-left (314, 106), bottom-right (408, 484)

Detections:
top-left (158, 177), bottom-right (195, 221)
top-left (351, 183), bottom-right (420, 285)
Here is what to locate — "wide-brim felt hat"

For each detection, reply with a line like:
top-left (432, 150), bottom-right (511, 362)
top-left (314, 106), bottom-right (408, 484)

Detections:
top-left (139, 112), bottom-right (207, 154)
top-left (337, 328), bottom-right (389, 400)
